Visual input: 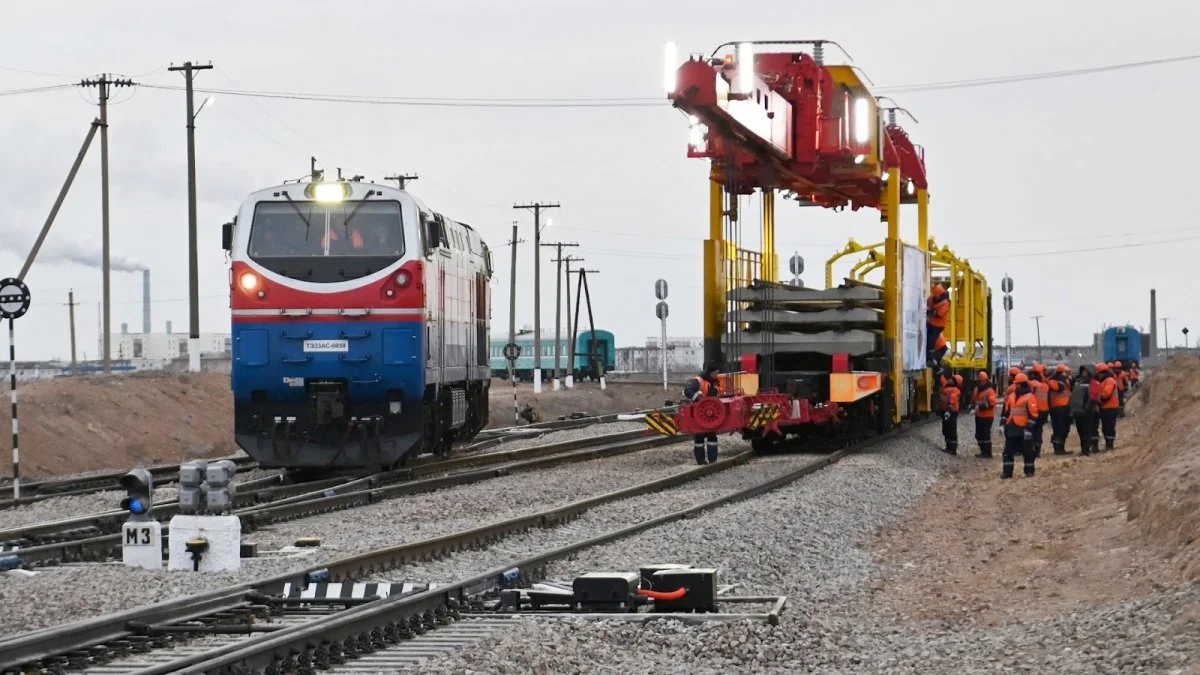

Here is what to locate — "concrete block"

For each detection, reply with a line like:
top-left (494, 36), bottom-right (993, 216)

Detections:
top-left (168, 515), bottom-right (242, 572)
top-left (121, 521), bottom-right (163, 570)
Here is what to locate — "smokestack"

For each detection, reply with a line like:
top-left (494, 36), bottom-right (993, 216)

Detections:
top-left (121, 322), bottom-right (128, 334)
top-left (1149, 288), bottom-right (1157, 357)
top-left (142, 269), bottom-right (150, 334)
top-left (166, 320), bottom-right (172, 335)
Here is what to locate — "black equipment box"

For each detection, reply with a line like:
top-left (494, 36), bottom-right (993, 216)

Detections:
top-left (572, 572), bottom-right (640, 611)
top-left (650, 567), bottom-right (718, 613)
top-left (639, 564), bottom-right (692, 589)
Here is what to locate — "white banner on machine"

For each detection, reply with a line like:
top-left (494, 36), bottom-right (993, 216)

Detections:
top-left (901, 243), bottom-right (927, 371)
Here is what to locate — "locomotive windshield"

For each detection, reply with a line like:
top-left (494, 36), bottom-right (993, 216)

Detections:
top-left (247, 200), bottom-right (406, 282)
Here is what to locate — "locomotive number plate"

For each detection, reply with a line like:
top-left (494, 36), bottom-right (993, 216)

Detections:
top-left (303, 339), bottom-right (350, 353)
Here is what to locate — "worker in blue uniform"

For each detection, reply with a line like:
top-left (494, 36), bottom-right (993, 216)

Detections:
top-left (683, 362), bottom-right (722, 465)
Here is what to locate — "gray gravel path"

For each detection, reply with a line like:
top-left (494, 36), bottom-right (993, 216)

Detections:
top-left (0, 431), bottom-right (702, 637)
top-left (415, 418), bottom-right (1200, 674)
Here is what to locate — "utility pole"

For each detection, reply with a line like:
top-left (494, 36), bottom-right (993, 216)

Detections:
top-left (506, 223), bottom-right (525, 370)
top-left (1162, 317), bottom-right (1172, 354)
top-left (65, 291), bottom-right (78, 375)
top-left (80, 74), bottom-right (136, 373)
top-left (168, 61), bottom-right (214, 373)
top-left (569, 268), bottom-right (603, 389)
top-left (543, 241), bottom-right (580, 391)
top-left (1032, 315), bottom-right (1044, 362)
top-left (513, 201), bottom-right (559, 394)
top-left (563, 254), bottom-right (584, 388)
top-left (384, 173), bottom-right (419, 190)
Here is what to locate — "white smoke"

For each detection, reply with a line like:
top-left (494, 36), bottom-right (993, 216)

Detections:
top-left (1, 226), bottom-right (146, 272)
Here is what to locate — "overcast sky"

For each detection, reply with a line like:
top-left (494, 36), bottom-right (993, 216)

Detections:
top-left (2, 0), bottom-right (1198, 362)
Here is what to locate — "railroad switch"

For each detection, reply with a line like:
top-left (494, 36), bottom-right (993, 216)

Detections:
top-left (648, 568), bottom-right (718, 613)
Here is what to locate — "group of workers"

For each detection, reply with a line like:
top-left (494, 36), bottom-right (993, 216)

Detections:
top-left (937, 360), bottom-right (1140, 479)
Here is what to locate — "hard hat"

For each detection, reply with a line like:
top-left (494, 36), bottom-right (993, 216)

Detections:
top-left (1096, 363), bottom-right (1110, 372)
top-left (1032, 363), bottom-right (1046, 374)
top-left (1009, 366), bottom-right (1019, 376)
top-left (932, 284), bottom-right (945, 295)
top-left (954, 374), bottom-right (964, 386)
top-left (1055, 364), bottom-right (1069, 374)
top-left (977, 371), bottom-right (989, 381)
top-left (1013, 373), bottom-right (1029, 384)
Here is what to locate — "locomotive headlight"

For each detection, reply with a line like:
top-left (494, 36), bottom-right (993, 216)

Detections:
top-left (395, 271), bottom-right (411, 287)
top-left (853, 97), bottom-right (870, 145)
top-left (312, 182), bottom-right (349, 203)
top-left (239, 272), bottom-right (259, 291)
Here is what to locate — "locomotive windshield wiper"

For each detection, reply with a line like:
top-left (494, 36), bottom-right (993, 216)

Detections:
top-left (280, 192), bottom-right (315, 239)
top-left (341, 189), bottom-right (378, 231)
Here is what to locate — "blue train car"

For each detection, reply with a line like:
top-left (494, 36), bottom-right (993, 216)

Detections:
top-left (1102, 325), bottom-right (1142, 366)
top-left (489, 330), bottom-right (616, 381)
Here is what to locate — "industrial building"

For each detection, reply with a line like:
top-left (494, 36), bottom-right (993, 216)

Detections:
top-left (615, 337), bottom-right (704, 374)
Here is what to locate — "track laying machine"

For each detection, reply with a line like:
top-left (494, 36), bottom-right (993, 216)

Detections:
top-left (646, 40), bottom-right (992, 449)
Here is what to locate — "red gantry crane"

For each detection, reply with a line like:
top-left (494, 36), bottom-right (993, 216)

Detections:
top-left (656, 40), bottom-right (935, 439)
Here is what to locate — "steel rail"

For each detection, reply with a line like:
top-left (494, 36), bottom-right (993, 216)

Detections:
top-left (171, 424), bottom-right (924, 673)
top-left (3, 429), bottom-right (679, 567)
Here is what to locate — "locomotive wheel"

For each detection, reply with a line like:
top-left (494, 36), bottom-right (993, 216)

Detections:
top-left (692, 397), bottom-right (728, 432)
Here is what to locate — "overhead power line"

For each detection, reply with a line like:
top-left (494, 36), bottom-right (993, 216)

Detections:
top-left (877, 53), bottom-right (1200, 94)
top-left (0, 83), bottom-right (75, 97)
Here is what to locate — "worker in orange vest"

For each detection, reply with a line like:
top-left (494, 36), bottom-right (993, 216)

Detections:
top-left (926, 284), bottom-right (950, 367)
top-left (931, 333), bottom-right (949, 367)
top-left (1096, 363), bottom-right (1121, 450)
top-left (682, 362), bottom-right (722, 465)
top-left (1026, 364), bottom-right (1051, 457)
top-left (1047, 363), bottom-right (1073, 454)
top-left (1130, 362), bottom-right (1141, 389)
top-left (938, 373), bottom-right (963, 454)
top-left (321, 225), bottom-right (365, 251)
top-left (969, 371), bottom-right (998, 458)
top-left (1000, 372), bottom-right (1039, 478)
top-left (1112, 362), bottom-right (1129, 412)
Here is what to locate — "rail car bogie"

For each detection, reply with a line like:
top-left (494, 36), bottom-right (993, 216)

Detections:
top-left (226, 174), bottom-right (493, 471)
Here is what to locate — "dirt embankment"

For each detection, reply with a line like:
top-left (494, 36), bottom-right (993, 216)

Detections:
top-left (0, 373), bottom-right (676, 478)
top-left (0, 372), bottom-right (236, 480)
top-left (862, 356), bottom-right (1200, 625)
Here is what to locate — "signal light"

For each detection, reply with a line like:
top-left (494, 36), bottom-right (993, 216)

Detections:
top-left (120, 469), bottom-right (154, 522)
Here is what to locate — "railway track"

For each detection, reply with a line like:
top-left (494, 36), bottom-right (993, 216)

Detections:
top-left (0, 456), bottom-right (259, 510)
top-left (0, 406), bottom-right (669, 512)
top-left (0, 418), bottom-right (928, 674)
top-left (0, 428), bottom-right (682, 568)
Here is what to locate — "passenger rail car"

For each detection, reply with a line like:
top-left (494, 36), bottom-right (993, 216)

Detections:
top-left (1102, 325), bottom-right (1142, 367)
top-left (224, 174), bottom-right (494, 470)
top-left (488, 330), bottom-right (615, 381)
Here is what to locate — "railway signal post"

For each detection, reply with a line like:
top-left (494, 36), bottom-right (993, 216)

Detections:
top-left (0, 277), bottom-right (31, 500)
top-left (119, 468), bottom-right (162, 569)
top-left (656, 279), bottom-right (669, 390)
top-left (1002, 275), bottom-right (1013, 389)
top-left (505, 342), bottom-right (522, 424)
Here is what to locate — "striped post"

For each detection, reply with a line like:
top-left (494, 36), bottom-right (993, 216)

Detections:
top-left (512, 376), bottom-right (519, 425)
top-left (8, 318), bottom-right (17, 500)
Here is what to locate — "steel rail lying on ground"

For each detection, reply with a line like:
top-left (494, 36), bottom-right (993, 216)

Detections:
top-left (157, 425), bottom-right (926, 674)
top-left (2, 429), bottom-right (680, 567)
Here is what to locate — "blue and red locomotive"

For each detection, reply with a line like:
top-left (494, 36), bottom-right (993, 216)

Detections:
top-left (223, 171), bottom-right (494, 470)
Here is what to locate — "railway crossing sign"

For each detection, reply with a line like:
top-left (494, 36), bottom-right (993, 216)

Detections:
top-left (0, 277), bottom-right (31, 320)
top-left (503, 342), bottom-right (521, 361)
top-left (644, 410), bottom-right (678, 436)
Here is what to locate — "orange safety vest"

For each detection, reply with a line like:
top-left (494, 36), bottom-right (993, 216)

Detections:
top-left (1100, 377), bottom-right (1121, 409)
top-left (322, 227), bottom-right (364, 249)
top-left (692, 376), bottom-right (713, 396)
top-left (1131, 368), bottom-right (1141, 382)
top-left (973, 384), bottom-right (997, 419)
top-left (1005, 392), bottom-right (1037, 428)
top-left (1116, 370), bottom-right (1129, 391)
top-left (1048, 376), bottom-right (1072, 409)
top-left (939, 385), bottom-right (961, 413)
top-left (927, 294), bottom-right (950, 329)
top-left (1030, 379), bottom-right (1050, 417)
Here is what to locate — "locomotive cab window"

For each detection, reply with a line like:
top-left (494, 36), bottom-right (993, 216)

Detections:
top-left (247, 200), bottom-right (405, 282)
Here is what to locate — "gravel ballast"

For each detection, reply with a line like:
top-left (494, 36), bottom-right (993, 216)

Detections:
top-left (0, 427), bottom-right (701, 637)
top-left (414, 418), bottom-right (1200, 674)
top-left (0, 424), bottom-right (643, 531)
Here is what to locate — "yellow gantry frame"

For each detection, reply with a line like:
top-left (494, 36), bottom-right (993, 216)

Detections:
top-left (704, 168), bottom-right (779, 390)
